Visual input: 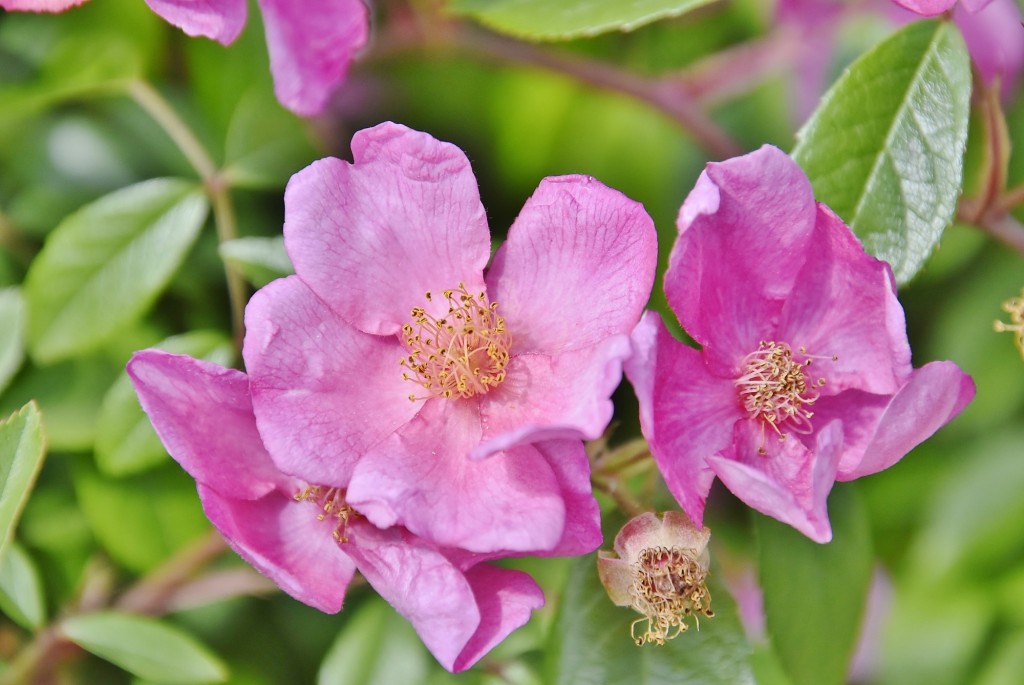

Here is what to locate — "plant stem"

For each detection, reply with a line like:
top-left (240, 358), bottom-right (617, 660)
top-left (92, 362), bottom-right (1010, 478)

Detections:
top-left (116, 530), bottom-right (228, 615)
top-left (592, 474), bottom-right (646, 518)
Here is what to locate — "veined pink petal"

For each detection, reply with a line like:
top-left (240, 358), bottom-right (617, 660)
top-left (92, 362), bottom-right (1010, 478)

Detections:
top-left (624, 313), bottom-right (738, 526)
top-left (346, 400), bottom-right (565, 553)
top-left (532, 440), bottom-right (603, 557)
top-left (243, 276), bottom-right (418, 487)
top-left (257, 0), bottom-right (369, 116)
top-left (199, 485), bottom-right (355, 612)
top-left (284, 123), bottom-right (491, 336)
top-left (144, 0), bottom-right (247, 44)
top-left (0, 0), bottom-right (86, 9)
top-left (473, 335), bottom-right (632, 459)
top-left (667, 145), bottom-right (817, 372)
top-left (957, 0), bottom-right (994, 12)
top-left (127, 350), bottom-right (287, 499)
top-left (486, 175), bottom-right (657, 354)
top-left (778, 203), bottom-right (912, 396)
top-left (890, 0), bottom-right (957, 14)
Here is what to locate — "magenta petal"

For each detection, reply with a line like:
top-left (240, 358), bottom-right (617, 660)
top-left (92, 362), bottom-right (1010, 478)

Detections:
top-left (667, 145), bottom-right (817, 371)
top-left (243, 276), bottom-right (418, 487)
top-left (144, 0), bottom-right (247, 44)
top-left (346, 400), bottom-right (565, 553)
top-left (0, 0), bottom-right (87, 10)
top-left (710, 421), bottom-right (842, 543)
top-left (532, 440), bottom-right (603, 557)
top-left (837, 361), bottom-right (975, 480)
top-left (199, 485), bottom-right (354, 612)
top-left (890, 0), bottom-right (957, 14)
top-left (474, 335), bottom-right (632, 459)
top-left (955, 0), bottom-right (1024, 89)
top-left (256, 0), bottom-right (369, 116)
top-left (624, 312), bottom-right (738, 526)
top-left (127, 350), bottom-right (287, 499)
top-left (284, 123), bottom-right (491, 336)
top-left (486, 175), bottom-right (657, 353)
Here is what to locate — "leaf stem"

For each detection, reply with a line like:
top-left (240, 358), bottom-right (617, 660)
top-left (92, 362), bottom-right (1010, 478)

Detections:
top-left (127, 81), bottom-right (217, 181)
top-left (592, 474), bottom-right (646, 518)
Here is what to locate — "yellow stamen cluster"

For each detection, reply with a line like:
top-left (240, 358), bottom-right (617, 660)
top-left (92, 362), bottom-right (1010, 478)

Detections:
top-left (629, 546), bottom-right (714, 646)
top-left (994, 288), bottom-right (1024, 359)
top-left (399, 283), bottom-right (511, 401)
top-left (294, 485), bottom-right (353, 543)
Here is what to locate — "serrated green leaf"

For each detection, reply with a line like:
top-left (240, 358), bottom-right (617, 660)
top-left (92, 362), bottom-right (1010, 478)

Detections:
top-left (24, 178), bottom-right (209, 364)
top-left (96, 331), bottom-right (234, 478)
top-left (0, 542), bottom-right (46, 630)
top-left (448, 0), bottom-right (714, 40)
top-left (0, 288), bottom-right (25, 396)
top-left (756, 485), bottom-right (873, 685)
top-left (223, 90), bottom-right (316, 190)
top-left (217, 237), bottom-right (293, 288)
top-left (62, 612), bottom-right (228, 684)
top-left (0, 402), bottom-right (45, 558)
top-left (792, 20), bottom-right (971, 284)
top-left (545, 554), bottom-right (754, 685)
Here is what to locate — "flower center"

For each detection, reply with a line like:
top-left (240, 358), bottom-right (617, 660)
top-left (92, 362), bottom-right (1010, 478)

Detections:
top-left (294, 485), bottom-right (354, 543)
top-left (735, 341), bottom-right (833, 451)
top-left (994, 289), bottom-right (1024, 359)
top-left (629, 546), bottom-right (714, 646)
top-left (399, 283), bottom-right (511, 401)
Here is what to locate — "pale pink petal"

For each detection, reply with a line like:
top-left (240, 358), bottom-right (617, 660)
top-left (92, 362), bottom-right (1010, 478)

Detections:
top-left (778, 203), bottom-right (912, 396)
top-left (144, 0), bottom-right (247, 44)
top-left (624, 313), bottom-right (738, 526)
top-left (473, 335), bottom-right (632, 458)
top-left (0, 0), bottom-right (86, 9)
top-left (532, 440), bottom-right (603, 557)
top-left (243, 276), bottom-right (418, 487)
top-left (486, 175), bottom-right (657, 353)
top-left (955, 0), bottom-right (1024, 89)
top-left (667, 145), bottom-right (816, 373)
top-left (597, 554), bottom-right (634, 606)
top-left (612, 510), bottom-right (709, 563)
top-left (709, 420), bottom-right (842, 543)
top-left (346, 400), bottom-right (565, 553)
top-left (257, 0), bottom-right (369, 116)
top-left (890, 0), bottom-right (957, 14)
top-left (284, 123), bottom-right (491, 336)
top-left (199, 485), bottom-right (355, 612)
top-left (127, 350), bottom-right (287, 499)
top-left (959, 0), bottom-right (995, 12)
top-left (837, 361), bottom-right (975, 480)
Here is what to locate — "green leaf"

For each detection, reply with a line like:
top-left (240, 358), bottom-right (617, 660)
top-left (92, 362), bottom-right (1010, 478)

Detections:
top-left (0, 402), bottom-right (45, 558)
top-left (317, 598), bottom-right (429, 685)
top-left (24, 178), bottom-right (209, 364)
top-left (448, 0), bottom-right (715, 41)
top-left (545, 554), bottom-right (754, 685)
top-left (62, 612), bottom-right (228, 684)
top-left (96, 330), bottom-right (234, 478)
top-left (755, 485), bottom-right (873, 685)
top-left (0, 542), bottom-right (46, 630)
top-left (222, 90), bottom-right (317, 190)
top-left (792, 20), bottom-right (971, 284)
top-left (0, 288), bottom-right (25, 396)
top-left (218, 237), bottom-right (294, 288)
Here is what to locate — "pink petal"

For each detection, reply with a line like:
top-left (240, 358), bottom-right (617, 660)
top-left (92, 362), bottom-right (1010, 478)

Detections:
top-left (612, 510), bottom-right (709, 563)
top-left (889, 0), bottom-right (957, 14)
top-left (127, 350), bottom-right (287, 499)
top-left (485, 175), bottom-right (657, 354)
top-left (837, 361), bottom-right (975, 480)
top-left (955, 0), bottom-right (1024, 89)
top-left (709, 420), bottom-right (842, 543)
top-left (243, 276), bottom-right (418, 487)
top-left (532, 440), bottom-right (603, 557)
top-left (199, 485), bottom-right (355, 612)
top-left (624, 312), bottom-right (738, 526)
top-left (0, 0), bottom-right (86, 9)
top-left (778, 203), bottom-right (912, 396)
top-left (958, 0), bottom-right (994, 12)
top-left (144, 0), bottom-right (247, 44)
top-left (473, 335), bottom-right (632, 459)
top-left (256, 0), bottom-right (369, 116)
top-left (596, 554), bottom-right (634, 607)
top-left (284, 123), bottom-right (491, 336)
top-left (346, 400), bottom-right (566, 553)
top-left (666, 145), bottom-right (817, 373)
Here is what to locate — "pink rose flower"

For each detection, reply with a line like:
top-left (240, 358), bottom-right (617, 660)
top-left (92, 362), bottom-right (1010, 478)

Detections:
top-left (128, 351), bottom-right (566, 672)
top-left (625, 145), bottom-right (974, 543)
top-left (0, 0), bottom-right (369, 116)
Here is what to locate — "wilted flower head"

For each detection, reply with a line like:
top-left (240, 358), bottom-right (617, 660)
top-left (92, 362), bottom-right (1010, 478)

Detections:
top-left (994, 288), bottom-right (1024, 358)
top-left (598, 511), bottom-right (713, 646)
top-left (626, 145), bottom-right (975, 543)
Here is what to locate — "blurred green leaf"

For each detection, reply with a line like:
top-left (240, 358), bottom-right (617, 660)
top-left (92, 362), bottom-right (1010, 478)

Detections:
top-left (975, 631), bottom-right (1024, 685)
top-left (0, 542), bottom-right (46, 630)
top-left (0, 287), bottom-right (26, 396)
top-left (223, 90), bottom-right (316, 190)
top-left (755, 485), bottom-right (873, 685)
top-left (0, 402), bottom-right (45, 557)
top-left (96, 330), bottom-right (234, 478)
top-left (449, 0), bottom-right (715, 40)
top-left (317, 598), bottom-right (429, 685)
top-left (792, 20), bottom-right (971, 284)
top-left (62, 611), bottom-right (228, 684)
top-left (24, 178), bottom-right (209, 364)
top-left (218, 237), bottom-right (293, 288)
top-left (544, 554), bottom-right (754, 685)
